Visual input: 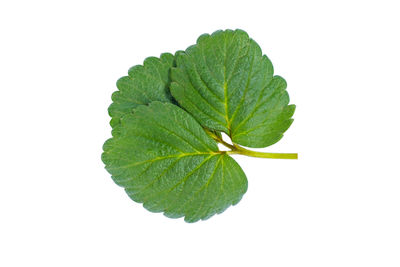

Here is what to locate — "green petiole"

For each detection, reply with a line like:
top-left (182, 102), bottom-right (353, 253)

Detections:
top-left (207, 129), bottom-right (298, 160)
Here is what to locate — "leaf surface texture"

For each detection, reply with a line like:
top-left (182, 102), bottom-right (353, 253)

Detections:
top-left (102, 102), bottom-right (248, 222)
top-left (108, 53), bottom-right (175, 130)
top-left (170, 29), bottom-right (295, 147)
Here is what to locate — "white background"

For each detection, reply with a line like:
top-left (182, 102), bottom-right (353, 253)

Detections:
top-left (1, 0), bottom-right (399, 266)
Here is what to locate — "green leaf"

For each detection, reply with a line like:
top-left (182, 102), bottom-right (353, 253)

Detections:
top-left (170, 29), bottom-right (295, 148)
top-left (108, 53), bottom-right (175, 130)
top-left (102, 29), bottom-right (298, 223)
top-left (102, 102), bottom-right (248, 223)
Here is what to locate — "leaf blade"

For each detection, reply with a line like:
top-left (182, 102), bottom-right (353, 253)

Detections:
top-left (108, 53), bottom-right (175, 130)
top-left (102, 102), bottom-right (247, 222)
top-left (171, 29), bottom-right (295, 148)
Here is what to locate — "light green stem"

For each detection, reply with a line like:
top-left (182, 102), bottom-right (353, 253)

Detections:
top-left (227, 147), bottom-right (298, 159)
top-left (204, 128), bottom-right (298, 160)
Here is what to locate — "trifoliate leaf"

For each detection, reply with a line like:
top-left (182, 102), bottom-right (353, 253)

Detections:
top-left (108, 53), bottom-right (175, 129)
top-left (170, 29), bottom-right (295, 148)
top-left (103, 29), bottom-right (298, 223)
top-left (102, 102), bottom-right (248, 223)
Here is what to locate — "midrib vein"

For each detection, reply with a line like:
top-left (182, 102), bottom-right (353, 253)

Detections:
top-left (223, 80), bottom-right (230, 132)
top-left (223, 34), bottom-right (230, 133)
top-left (107, 152), bottom-right (216, 171)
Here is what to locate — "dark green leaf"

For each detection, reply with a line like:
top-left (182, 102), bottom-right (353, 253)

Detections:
top-left (170, 29), bottom-right (295, 148)
top-left (102, 102), bottom-right (248, 223)
top-left (108, 53), bottom-right (175, 130)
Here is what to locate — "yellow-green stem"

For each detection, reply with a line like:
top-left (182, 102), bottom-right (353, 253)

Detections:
top-left (205, 128), bottom-right (298, 160)
top-left (227, 148), bottom-right (298, 159)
